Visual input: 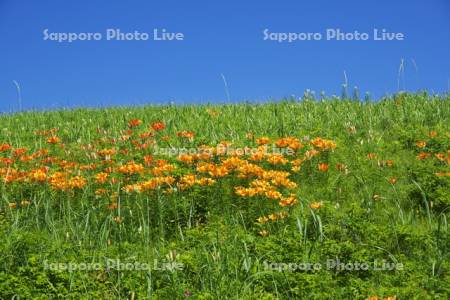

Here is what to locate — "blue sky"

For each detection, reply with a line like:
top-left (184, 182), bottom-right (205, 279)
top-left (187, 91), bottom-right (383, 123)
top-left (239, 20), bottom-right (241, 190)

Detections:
top-left (1, 0), bottom-right (449, 112)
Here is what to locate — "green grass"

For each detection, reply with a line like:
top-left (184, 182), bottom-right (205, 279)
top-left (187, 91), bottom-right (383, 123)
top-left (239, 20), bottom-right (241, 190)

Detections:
top-left (0, 93), bottom-right (449, 299)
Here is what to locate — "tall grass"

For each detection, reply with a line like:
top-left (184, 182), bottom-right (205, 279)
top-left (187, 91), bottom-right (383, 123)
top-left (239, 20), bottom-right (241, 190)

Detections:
top-left (0, 93), bottom-right (449, 299)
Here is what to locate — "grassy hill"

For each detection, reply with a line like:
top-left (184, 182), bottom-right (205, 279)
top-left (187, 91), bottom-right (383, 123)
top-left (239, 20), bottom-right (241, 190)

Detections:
top-left (0, 93), bottom-right (449, 299)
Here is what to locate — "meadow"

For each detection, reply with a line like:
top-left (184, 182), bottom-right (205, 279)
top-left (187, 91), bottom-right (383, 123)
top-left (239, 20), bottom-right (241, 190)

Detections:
top-left (0, 93), bottom-right (449, 299)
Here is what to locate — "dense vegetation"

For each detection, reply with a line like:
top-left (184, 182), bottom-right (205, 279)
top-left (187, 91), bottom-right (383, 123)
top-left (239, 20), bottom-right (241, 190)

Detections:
top-left (0, 93), bottom-right (449, 299)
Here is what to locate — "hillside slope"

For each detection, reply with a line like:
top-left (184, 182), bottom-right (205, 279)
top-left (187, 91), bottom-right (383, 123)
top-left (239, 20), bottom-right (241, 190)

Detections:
top-left (0, 93), bottom-right (449, 299)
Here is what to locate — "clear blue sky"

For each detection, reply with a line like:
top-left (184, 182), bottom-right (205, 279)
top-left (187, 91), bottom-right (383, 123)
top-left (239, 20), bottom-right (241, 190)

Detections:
top-left (1, 0), bottom-right (449, 112)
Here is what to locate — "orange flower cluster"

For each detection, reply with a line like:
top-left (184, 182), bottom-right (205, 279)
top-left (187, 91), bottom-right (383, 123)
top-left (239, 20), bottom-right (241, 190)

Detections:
top-left (414, 133), bottom-right (450, 176)
top-left (317, 163), bottom-right (329, 172)
top-left (177, 174), bottom-right (216, 190)
top-left (365, 296), bottom-right (396, 300)
top-left (122, 176), bottom-right (175, 193)
top-left (310, 137), bottom-right (337, 150)
top-left (266, 154), bottom-right (289, 165)
top-left (1, 119), bottom-right (342, 231)
top-left (177, 131), bottom-right (195, 139)
top-left (309, 201), bottom-right (323, 209)
top-left (118, 161), bottom-right (144, 175)
top-left (0, 144), bottom-right (12, 152)
top-left (128, 119), bottom-right (142, 128)
top-left (275, 137), bottom-right (304, 150)
top-left (151, 121), bottom-right (166, 131)
top-left (47, 172), bottom-right (87, 191)
top-left (256, 137), bottom-right (271, 145)
top-left (47, 136), bottom-right (61, 144)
